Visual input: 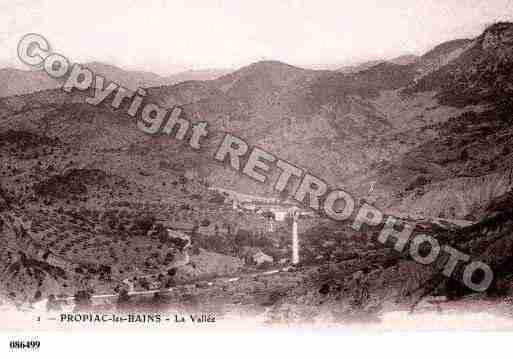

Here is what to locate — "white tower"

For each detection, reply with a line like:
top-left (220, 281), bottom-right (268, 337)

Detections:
top-left (291, 209), bottom-right (299, 265)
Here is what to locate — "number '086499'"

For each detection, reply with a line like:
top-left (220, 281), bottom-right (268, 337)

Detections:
top-left (9, 340), bottom-right (40, 350)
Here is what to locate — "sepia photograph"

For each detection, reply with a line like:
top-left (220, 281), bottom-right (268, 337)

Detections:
top-left (1, 0), bottom-right (513, 356)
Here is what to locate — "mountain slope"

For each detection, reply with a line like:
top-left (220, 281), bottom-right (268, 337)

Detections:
top-left (408, 23), bottom-right (513, 106)
top-left (0, 63), bottom-right (232, 98)
top-left (337, 54), bottom-right (420, 73)
top-left (365, 23), bottom-right (513, 219)
top-left (2, 23), bottom-right (512, 219)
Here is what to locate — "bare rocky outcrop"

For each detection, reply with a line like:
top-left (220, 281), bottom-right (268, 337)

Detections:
top-left (390, 169), bottom-right (513, 219)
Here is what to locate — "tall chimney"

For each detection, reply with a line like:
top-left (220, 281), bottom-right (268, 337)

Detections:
top-left (292, 211), bottom-right (299, 264)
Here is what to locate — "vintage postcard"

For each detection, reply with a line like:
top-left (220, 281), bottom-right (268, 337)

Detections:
top-left (1, 0), bottom-right (513, 355)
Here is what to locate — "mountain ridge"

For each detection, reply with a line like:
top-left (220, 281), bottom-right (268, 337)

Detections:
top-left (0, 63), bottom-right (232, 98)
top-left (1, 22), bottom-right (513, 220)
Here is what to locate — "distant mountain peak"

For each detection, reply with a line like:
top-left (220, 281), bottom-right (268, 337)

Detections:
top-left (406, 21), bottom-right (513, 106)
top-left (213, 60), bottom-right (308, 92)
top-left (337, 55), bottom-right (419, 74)
top-left (0, 63), bottom-right (233, 98)
top-left (483, 21), bottom-right (513, 34)
top-left (248, 60), bottom-right (299, 67)
top-left (239, 60), bottom-right (304, 73)
top-left (480, 21), bottom-right (513, 50)
top-left (83, 61), bottom-right (122, 70)
top-left (420, 39), bottom-right (473, 61)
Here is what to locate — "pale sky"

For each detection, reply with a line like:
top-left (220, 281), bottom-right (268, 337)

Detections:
top-left (2, 0), bottom-right (513, 74)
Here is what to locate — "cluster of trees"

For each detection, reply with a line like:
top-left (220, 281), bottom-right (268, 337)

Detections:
top-left (496, 96), bottom-right (513, 126)
top-left (100, 210), bottom-right (156, 235)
